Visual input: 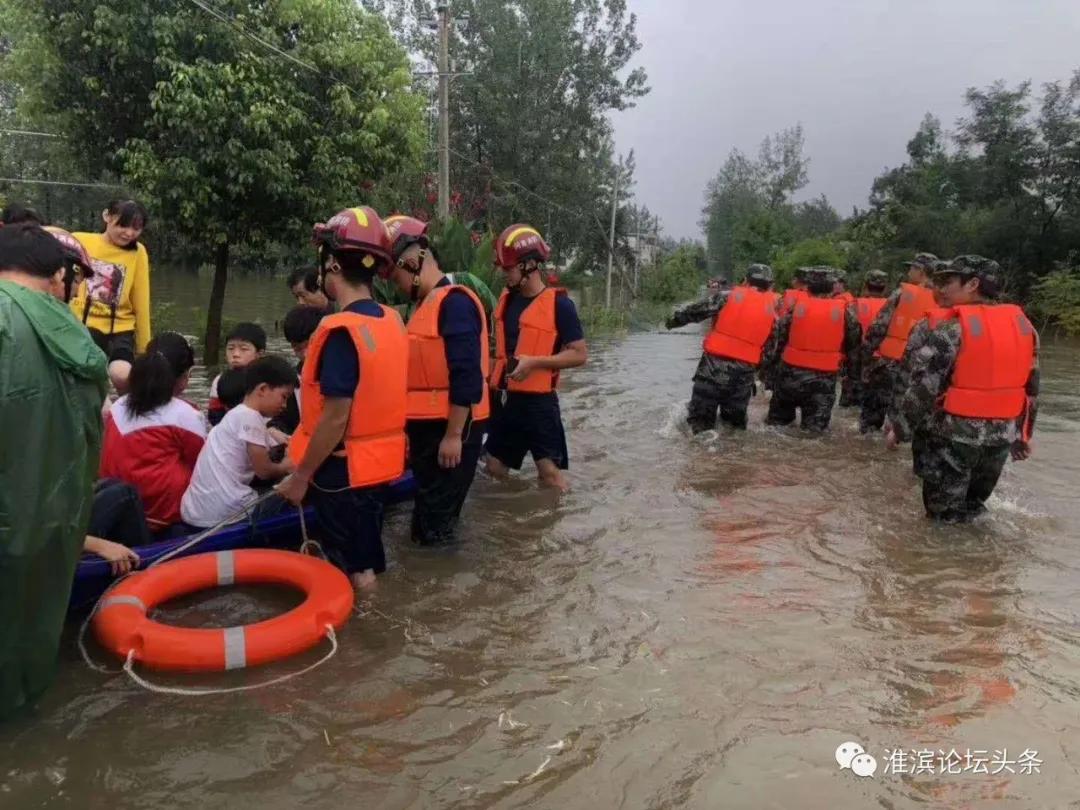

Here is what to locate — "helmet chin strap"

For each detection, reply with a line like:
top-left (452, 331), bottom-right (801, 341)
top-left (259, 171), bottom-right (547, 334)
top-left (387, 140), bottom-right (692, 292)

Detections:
top-left (408, 247), bottom-right (427, 302)
top-left (62, 262), bottom-right (79, 303)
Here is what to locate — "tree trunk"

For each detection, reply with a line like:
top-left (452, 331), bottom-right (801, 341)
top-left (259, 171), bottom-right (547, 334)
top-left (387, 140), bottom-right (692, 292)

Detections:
top-left (203, 239), bottom-right (230, 367)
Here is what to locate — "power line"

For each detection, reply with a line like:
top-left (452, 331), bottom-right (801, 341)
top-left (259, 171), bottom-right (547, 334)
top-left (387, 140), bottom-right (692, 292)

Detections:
top-left (0, 128), bottom-right (64, 138)
top-left (0, 177), bottom-right (125, 189)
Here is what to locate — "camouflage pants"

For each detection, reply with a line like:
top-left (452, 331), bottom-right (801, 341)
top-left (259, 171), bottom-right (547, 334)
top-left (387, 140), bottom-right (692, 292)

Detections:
top-left (839, 371), bottom-right (862, 407)
top-left (859, 361), bottom-right (895, 433)
top-left (765, 364), bottom-right (837, 433)
top-left (914, 434), bottom-right (1010, 523)
top-left (687, 354), bottom-right (756, 433)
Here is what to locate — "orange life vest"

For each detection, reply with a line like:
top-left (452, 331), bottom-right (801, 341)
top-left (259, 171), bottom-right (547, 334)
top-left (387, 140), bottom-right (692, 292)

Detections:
top-left (702, 286), bottom-right (778, 366)
top-left (779, 288), bottom-right (807, 316)
top-left (834, 291), bottom-right (855, 306)
top-left (855, 296), bottom-right (887, 336)
top-left (878, 283), bottom-right (936, 360)
top-left (490, 287), bottom-right (567, 393)
top-left (406, 284), bottom-right (490, 421)
top-left (290, 307), bottom-right (407, 488)
top-left (936, 304), bottom-right (1035, 420)
top-left (781, 297), bottom-right (846, 372)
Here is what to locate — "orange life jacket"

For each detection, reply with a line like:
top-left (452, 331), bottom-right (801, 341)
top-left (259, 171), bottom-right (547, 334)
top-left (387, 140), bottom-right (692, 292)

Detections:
top-left (406, 284), bottom-right (490, 421)
top-left (490, 287), bottom-right (567, 393)
top-left (936, 304), bottom-right (1035, 420)
top-left (779, 288), bottom-right (807, 316)
top-left (781, 297), bottom-right (846, 372)
top-left (702, 286), bottom-right (778, 366)
top-left (878, 283), bottom-right (936, 360)
top-left (290, 307), bottom-right (407, 488)
top-left (834, 291), bottom-right (855, 306)
top-left (855, 296), bottom-right (887, 336)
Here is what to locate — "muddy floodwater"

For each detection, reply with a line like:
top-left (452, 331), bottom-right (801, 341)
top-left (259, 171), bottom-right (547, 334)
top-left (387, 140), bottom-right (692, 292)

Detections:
top-left (3, 273), bottom-right (1080, 808)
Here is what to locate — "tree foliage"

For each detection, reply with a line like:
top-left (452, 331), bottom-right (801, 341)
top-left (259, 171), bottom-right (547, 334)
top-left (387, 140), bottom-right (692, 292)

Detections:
top-left (384, 0), bottom-right (648, 270)
top-left (700, 125), bottom-right (839, 280)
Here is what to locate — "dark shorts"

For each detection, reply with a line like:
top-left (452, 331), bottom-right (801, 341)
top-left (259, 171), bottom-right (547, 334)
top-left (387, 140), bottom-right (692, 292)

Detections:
top-left (484, 391), bottom-right (569, 470)
top-left (309, 481), bottom-right (387, 575)
top-left (88, 329), bottom-right (136, 364)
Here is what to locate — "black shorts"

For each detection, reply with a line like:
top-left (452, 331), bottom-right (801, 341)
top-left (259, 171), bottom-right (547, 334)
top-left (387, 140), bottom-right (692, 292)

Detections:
top-left (88, 329), bottom-right (136, 364)
top-left (484, 391), bottom-right (569, 470)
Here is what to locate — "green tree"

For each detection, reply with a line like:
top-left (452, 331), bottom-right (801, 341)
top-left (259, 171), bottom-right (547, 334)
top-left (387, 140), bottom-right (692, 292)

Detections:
top-left (1, 0), bottom-right (424, 363)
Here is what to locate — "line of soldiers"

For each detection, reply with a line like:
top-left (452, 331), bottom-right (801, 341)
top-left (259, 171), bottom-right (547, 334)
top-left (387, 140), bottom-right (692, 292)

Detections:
top-left (666, 253), bottom-right (1039, 524)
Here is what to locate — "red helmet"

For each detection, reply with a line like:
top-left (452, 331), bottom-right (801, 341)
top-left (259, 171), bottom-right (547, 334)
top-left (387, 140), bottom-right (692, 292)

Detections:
top-left (384, 214), bottom-right (430, 261)
top-left (312, 206), bottom-right (392, 275)
top-left (495, 224), bottom-right (550, 269)
top-left (44, 226), bottom-right (95, 279)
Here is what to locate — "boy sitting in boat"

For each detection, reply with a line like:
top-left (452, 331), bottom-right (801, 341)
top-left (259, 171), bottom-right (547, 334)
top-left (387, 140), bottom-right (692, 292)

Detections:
top-left (181, 356), bottom-right (297, 528)
top-left (207, 322), bottom-right (267, 426)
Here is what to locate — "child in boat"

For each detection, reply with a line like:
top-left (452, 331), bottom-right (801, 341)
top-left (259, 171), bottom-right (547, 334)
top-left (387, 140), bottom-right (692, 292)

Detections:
top-left (99, 331), bottom-right (207, 532)
top-left (271, 304), bottom-right (327, 435)
top-left (180, 356), bottom-right (296, 528)
top-left (207, 322), bottom-right (266, 426)
top-left (84, 479), bottom-right (148, 575)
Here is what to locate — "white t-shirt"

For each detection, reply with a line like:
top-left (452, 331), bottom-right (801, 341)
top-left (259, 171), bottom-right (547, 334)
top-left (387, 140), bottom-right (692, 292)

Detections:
top-left (180, 403), bottom-right (269, 528)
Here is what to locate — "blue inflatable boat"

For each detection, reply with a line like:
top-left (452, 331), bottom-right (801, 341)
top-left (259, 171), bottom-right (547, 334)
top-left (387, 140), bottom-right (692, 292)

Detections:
top-left (69, 471), bottom-right (416, 612)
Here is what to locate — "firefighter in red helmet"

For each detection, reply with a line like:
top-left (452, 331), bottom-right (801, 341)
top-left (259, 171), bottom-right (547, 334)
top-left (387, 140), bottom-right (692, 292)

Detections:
top-left (484, 224), bottom-right (587, 492)
top-left (279, 206), bottom-right (408, 591)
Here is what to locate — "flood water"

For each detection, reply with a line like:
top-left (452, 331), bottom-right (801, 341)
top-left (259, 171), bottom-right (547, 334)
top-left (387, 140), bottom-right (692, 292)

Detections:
top-left (4, 272), bottom-right (1080, 808)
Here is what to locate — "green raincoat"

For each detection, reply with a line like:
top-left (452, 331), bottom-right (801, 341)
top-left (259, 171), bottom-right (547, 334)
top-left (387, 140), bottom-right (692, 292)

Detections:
top-left (0, 280), bottom-right (107, 720)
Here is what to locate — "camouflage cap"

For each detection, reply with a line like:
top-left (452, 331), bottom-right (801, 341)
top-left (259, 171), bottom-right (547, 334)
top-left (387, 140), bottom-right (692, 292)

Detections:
top-left (803, 266), bottom-right (835, 283)
top-left (744, 263), bottom-right (773, 284)
top-left (831, 267), bottom-right (847, 282)
top-left (903, 252), bottom-right (939, 271)
top-left (793, 266), bottom-right (809, 281)
top-left (937, 254), bottom-right (1001, 282)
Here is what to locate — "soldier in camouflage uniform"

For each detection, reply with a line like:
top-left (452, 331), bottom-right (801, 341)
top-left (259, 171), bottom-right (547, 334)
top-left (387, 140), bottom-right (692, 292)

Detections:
top-left (832, 270), bottom-right (859, 406)
top-left (666, 263), bottom-right (776, 432)
top-left (860, 253), bottom-right (938, 433)
top-left (890, 256), bottom-right (1038, 522)
top-left (843, 269), bottom-right (890, 408)
top-left (762, 266), bottom-right (862, 433)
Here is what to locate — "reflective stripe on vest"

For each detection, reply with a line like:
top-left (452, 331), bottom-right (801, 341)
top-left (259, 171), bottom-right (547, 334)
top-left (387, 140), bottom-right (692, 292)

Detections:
top-left (490, 287), bottom-right (566, 393)
top-left (289, 307), bottom-right (407, 488)
top-left (941, 304), bottom-right (1035, 420)
top-left (878, 283), bottom-right (936, 360)
top-left (702, 286), bottom-right (778, 366)
top-left (779, 288), bottom-right (807, 316)
top-left (855, 296), bottom-right (887, 336)
top-left (406, 284), bottom-right (491, 421)
top-left (781, 297), bottom-right (845, 372)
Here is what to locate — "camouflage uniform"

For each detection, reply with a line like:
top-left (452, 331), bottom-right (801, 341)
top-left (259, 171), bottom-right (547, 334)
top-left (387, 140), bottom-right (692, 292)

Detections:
top-left (859, 286), bottom-right (905, 432)
top-left (893, 303), bottom-right (1040, 523)
top-left (762, 280), bottom-right (862, 433)
top-left (667, 265), bottom-right (773, 433)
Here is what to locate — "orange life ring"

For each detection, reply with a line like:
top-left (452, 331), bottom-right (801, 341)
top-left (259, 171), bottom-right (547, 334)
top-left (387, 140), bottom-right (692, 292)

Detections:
top-left (93, 549), bottom-right (353, 672)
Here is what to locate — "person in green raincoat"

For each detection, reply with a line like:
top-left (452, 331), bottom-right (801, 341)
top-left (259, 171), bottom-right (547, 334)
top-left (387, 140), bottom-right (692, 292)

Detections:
top-left (0, 223), bottom-right (107, 720)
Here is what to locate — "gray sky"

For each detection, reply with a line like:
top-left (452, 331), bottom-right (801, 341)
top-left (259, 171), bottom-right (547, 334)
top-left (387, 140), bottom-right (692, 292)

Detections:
top-left (613, 0), bottom-right (1080, 241)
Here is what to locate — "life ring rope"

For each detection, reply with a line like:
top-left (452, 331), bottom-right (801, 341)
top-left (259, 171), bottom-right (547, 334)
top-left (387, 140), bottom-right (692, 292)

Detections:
top-left (119, 624), bottom-right (338, 696)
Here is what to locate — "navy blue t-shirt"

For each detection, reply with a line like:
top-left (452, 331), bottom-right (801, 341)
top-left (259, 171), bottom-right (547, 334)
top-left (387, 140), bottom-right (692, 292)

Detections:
top-left (435, 277), bottom-right (484, 409)
top-left (317, 299), bottom-right (385, 398)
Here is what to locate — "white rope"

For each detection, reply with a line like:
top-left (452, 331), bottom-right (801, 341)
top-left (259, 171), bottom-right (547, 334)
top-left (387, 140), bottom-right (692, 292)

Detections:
top-left (77, 492), bottom-right (281, 673)
top-left (121, 625), bottom-right (338, 696)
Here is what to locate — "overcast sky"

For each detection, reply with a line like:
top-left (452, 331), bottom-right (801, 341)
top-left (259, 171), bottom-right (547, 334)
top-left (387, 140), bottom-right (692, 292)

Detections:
top-left (612, 0), bottom-right (1080, 240)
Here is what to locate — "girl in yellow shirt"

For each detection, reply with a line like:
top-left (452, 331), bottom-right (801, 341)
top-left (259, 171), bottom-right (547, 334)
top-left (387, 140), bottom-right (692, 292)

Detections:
top-left (70, 200), bottom-right (151, 392)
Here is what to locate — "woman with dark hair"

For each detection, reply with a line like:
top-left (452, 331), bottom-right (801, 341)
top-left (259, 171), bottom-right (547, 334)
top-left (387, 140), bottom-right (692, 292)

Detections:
top-left (69, 199), bottom-right (152, 393)
top-left (99, 331), bottom-right (207, 531)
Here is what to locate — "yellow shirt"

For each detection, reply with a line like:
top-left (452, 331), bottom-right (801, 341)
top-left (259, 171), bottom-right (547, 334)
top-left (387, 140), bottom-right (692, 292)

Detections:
top-left (69, 232), bottom-right (152, 353)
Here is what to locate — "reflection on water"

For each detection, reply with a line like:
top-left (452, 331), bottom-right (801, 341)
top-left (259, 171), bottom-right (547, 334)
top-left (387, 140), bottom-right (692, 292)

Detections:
top-left (3, 282), bottom-right (1080, 808)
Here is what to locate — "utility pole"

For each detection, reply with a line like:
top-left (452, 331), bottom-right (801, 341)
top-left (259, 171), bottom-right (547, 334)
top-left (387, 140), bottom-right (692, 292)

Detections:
top-left (606, 156), bottom-right (621, 309)
top-left (437, 3), bottom-right (451, 220)
top-left (633, 208), bottom-right (642, 297)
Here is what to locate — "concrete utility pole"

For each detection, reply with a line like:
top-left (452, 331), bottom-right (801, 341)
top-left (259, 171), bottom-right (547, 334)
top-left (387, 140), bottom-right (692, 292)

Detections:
top-left (606, 156), bottom-right (622, 309)
top-left (437, 3), bottom-right (451, 220)
top-left (633, 208), bottom-right (642, 296)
